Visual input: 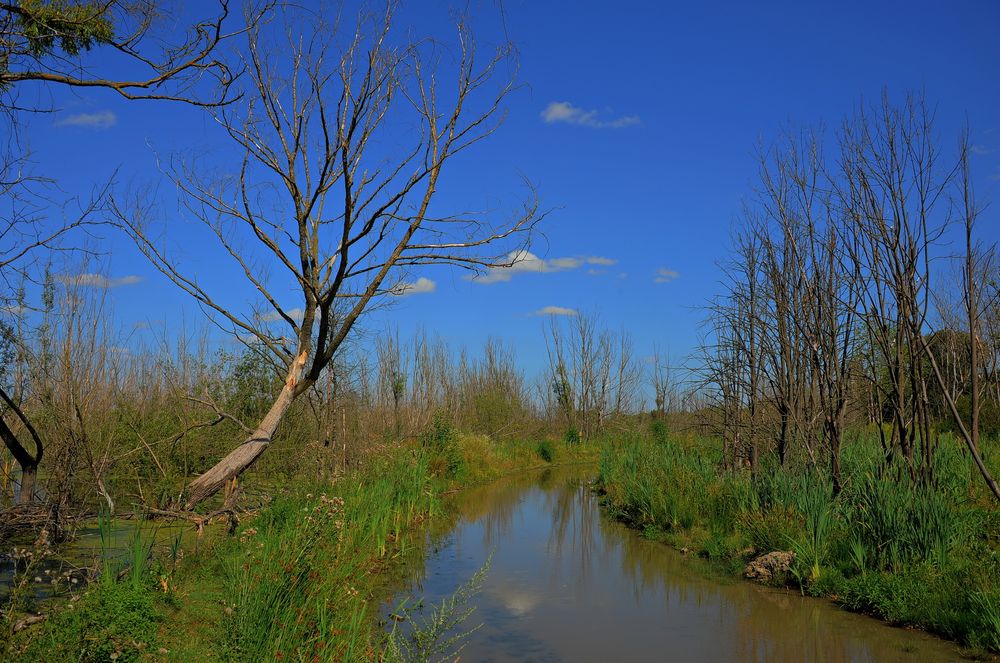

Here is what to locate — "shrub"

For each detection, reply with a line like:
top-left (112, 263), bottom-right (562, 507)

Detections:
top-left (536, 439), bottom-right (555, 463)
top-left (13, 578), bottom-right (160, 662)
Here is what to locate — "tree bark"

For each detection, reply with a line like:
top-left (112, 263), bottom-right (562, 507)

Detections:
top-left (17, 464), bottom-right (37, 505)
top-left (184, 353), bottom-right (308, 509)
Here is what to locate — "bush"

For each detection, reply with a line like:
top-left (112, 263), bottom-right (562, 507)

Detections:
top-left (13, 579), bottom-right (160, 662)
top-left (536, 439), bottom-right (555, 463)
top-left (420, 414), bottom-right (465, 479)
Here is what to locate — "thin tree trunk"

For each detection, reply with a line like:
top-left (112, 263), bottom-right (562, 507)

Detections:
top-left (185, 354), bottom-right (308, 509)
top-left (17, 464), bottom-right (37, 505)
top-left (921, 335), bottom-right (1000, 502)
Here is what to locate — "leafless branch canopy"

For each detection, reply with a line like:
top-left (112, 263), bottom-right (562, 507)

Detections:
top-left (115, 2), bottom-right (540, 394)
top-left (0, 1), bottom-right (252, 106)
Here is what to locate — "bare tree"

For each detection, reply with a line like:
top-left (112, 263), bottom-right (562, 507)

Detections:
top-left (918, 137), bottom-right (1000, 499)
top-left (837, 94), bottom-right (948, 475)
top-left (113, 4), bottom-right (540, 508)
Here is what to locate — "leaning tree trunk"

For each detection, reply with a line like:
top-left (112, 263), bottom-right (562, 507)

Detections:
top-left (920, 336), bottom-right (1000, 502)
top-left (184, 353), bottom-right (309, 509)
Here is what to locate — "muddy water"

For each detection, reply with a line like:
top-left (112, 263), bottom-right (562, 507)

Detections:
top-left (391, 465), bottom-right (968, 662)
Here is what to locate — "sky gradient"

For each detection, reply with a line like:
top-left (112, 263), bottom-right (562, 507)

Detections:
top-left (15, 0), bottom-right (1000, 392)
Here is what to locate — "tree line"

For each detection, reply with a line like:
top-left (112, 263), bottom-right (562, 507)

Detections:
top-left (702, 93), bottom-right (1000, 500)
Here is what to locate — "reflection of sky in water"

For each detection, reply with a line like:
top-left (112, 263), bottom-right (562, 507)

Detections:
top-left (392, 467), bottom-right (964, 663)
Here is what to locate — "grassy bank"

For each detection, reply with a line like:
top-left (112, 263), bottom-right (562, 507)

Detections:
top-left (598, 426), bottom-right (1000, 654)
top-left (3, 426), bottom-right (598, 662)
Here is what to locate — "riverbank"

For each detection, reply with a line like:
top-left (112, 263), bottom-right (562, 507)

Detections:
top-left (386, 462), bottom-right (968, 661)
top-left (1, 427), bottom-right (598, 662)
top-left (596, 427), bottom-right (1000, 656)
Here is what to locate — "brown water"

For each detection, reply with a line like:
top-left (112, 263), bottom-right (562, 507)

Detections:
top-left (390, 465), bottom-right (970, 663)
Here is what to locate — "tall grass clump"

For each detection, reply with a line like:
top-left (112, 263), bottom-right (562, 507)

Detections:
top-left (598, 431), bottom-right (722, 532)
top-left (8, 517), bottom-right (165, 662)
top-left (597, 428), bottom-right (1000, 653)
top-left (221, 449), bottom-right (439, 662)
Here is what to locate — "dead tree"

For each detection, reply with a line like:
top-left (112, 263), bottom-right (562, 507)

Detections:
top-left (918, 137), bottom-right (1000, 500)
top-left (113, 4), bottom-right (540, 508)
top-left (0, 2), bottom-right (258, 506)
top-left (838, 94), bottom-right (946, 475)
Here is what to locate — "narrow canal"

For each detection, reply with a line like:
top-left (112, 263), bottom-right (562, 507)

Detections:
top-left (390, 465), bottom-right (967, 662)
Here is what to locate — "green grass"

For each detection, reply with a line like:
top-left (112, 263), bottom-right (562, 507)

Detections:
top-left (5, 519), bottom-right (169, 662)
top-left (6, 427), bottom-right (600, 662)
top-left (597, 427), bottom-right (1000, 653)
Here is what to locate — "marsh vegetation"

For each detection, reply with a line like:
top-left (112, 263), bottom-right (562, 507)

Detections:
top-left (1, 1), bottom-right (999, 661)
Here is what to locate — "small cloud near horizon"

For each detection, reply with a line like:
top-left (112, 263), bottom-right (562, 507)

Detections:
top-left (1, 304), bottom-right (26, 316)
top-left (391, 277), bottom-right (436, 297)
top-left (55, 110), bottom-right (117, 129)
top-left (60, 273), bottom-right (141, 288)
top-left (257, 307), bottom-right (305, 323)
top-left (654, 268), bottom-right (679, 283)
top-left (533, 305), bottom-right (577, 317)
top-left (469, 251), bottom-right (616, 285)
top-left (541, 101), bottom-right (640, 129)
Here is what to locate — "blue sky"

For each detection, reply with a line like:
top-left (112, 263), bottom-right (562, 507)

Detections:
top-left (15, 0), bottom-right (1000, 386)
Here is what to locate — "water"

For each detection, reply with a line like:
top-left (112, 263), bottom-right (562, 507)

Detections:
top-left (390, 465), bottom-right (969, 662)
top-left (0, 519), bottom-right (191, 603)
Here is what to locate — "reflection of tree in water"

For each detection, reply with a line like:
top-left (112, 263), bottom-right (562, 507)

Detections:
top-left (455, 471), bottom-right (536, 550)
top-left (391, 465), bottom-right (957, 663)
top-left (545, 475), bottom-right (599, 585)
top-left (606, 520), bottom-right (911, 662)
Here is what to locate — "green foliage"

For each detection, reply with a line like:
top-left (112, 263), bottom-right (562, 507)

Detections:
top-left (384, 558), bottom-right (490, 663)
top-left (843, 461), bottom-right (962, 572)
top-left (598, 429), bottom-right (1000, 652)
top-left (649, 418), bottom-right (669, 445)
top-left (788, 474), bottom-right (834, 583)
top-left (13, 0), bottom-right (114, 58)
top-left (536, 439), bottom-right (555, 463)
top-left (563, 426), bottom-right (581, 445)
top-left (11, 517), bottom-right (163, 662)
top-left (221, 450), bottom-right (438, 661)
top-left (420, 414), bottom-right (465, 479)
top-left (13, 580), bottom-right (159, 662)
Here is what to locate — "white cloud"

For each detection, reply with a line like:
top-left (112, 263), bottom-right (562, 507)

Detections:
top-left (55, 110), bottom-right (117, 129)
top-left (59, 273), bottom-right (141, 288)
top-left (549, 257), bottom-right (583, 269)
top-left (1, 304), bottom-right (25, 316)
top-left (587, 269), bottom-right (605, 276)
top-left (541, 101), bottom-right (640, 129)
top-left (493, 587), bottom-right (541, 617)
top-left (391, 277), bottom-right (436, 297)
top-left (257, 307), bottom-right (305, 323)
top-left (533, 305), bottom-right (577, 317)
top-left (654, 268), bottom-right (679, 283)
top-left (586, 256), bottom-right (617, 266)
top-left (469, 251), bottom-right (617, 285)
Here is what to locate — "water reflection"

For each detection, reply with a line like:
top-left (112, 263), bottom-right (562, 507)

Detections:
top-left (394, 466), bottom-right (967, 662)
